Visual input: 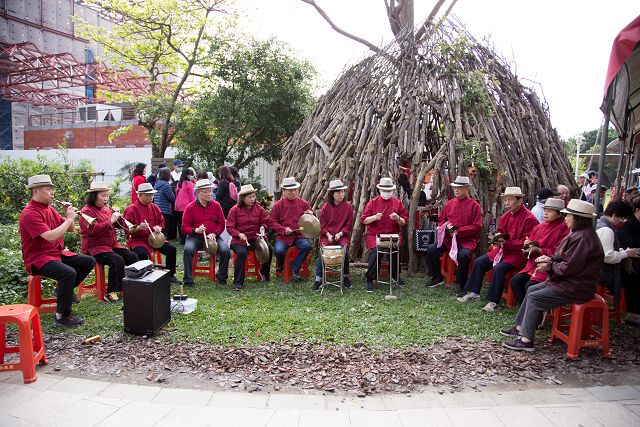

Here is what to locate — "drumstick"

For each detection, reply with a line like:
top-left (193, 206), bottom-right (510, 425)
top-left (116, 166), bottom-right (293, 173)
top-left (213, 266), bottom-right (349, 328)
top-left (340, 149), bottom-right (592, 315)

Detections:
top-left (201, 225), bottom-right (208, 249)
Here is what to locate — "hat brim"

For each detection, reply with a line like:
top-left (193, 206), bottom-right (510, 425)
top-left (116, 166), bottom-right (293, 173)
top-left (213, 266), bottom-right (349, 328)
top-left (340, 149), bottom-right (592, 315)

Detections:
top-left (137, 189), bottom-right (158, 194)
top-left (282, 183), bottom-right (301, 190)
top-left (500, 193), bottom-right (524, 198)
top-left (25, 182), bottom-right (55, 190)
top-left (543, 205), bottom-right (564, 211)
top-left (329, 185), bottom-right (348, 191)
top-left (377, 184), bottom-right (396, 190)
top-left (239, 189), bottom-right (257, 196)
top-left (560, 207), bottom-right (596, 218)
top-left (86, 187), bottom-right (111, 193)
top-left (195, 185), bottom-right (214, 191)
top-left (450, 182), bottom-right (470, 187)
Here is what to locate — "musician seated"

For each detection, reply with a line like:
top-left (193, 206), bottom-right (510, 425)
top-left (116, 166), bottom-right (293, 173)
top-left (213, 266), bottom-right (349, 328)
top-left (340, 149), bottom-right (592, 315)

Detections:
top-left (226, 184), bottom-right (273, 291)
top-left (123, 183), bottom-right (181, 285)
top-left (79, 181), bottom-right (139, 302)
top-left (314, 179), bottom-right (354, 291)
top-left (457, 187), bottom-right (538, 312)
top-left (19, 174), bottom-right (95, 327)
top-left (268, 177), bottom-right (314, 282)
top-left (181, 179), bottom-right (230, 286)
top-left (426, 176), bottom-right (482, 295)
top-left (361, 177), bottom-right (409, 293)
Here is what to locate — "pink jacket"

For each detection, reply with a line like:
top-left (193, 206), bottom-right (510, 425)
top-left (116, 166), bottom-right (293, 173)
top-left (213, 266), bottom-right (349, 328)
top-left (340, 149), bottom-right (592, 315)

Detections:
top-left (174, 180), bottom-right (195, 212)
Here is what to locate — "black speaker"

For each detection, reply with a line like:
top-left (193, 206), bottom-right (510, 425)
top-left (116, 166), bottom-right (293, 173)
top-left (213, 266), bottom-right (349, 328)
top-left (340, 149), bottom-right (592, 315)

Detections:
top-left (123, 269), bottom-right (170, 335)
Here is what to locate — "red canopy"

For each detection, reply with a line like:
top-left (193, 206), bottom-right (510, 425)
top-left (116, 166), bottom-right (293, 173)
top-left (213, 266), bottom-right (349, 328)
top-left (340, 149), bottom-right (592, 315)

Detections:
top-left (604, 15), bottom-right (640, 95)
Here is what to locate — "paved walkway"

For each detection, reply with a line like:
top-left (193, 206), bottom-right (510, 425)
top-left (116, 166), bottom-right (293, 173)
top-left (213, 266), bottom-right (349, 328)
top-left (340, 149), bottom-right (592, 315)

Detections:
top-left (1, 371), bottom-right (639, 426)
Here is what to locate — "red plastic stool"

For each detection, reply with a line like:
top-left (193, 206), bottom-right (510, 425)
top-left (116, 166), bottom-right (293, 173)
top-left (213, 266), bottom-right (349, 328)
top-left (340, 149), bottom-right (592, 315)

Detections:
top-left (151, 250), bottom-right (163, 264)
top-left (440, 252), bottom-right (476, 286)
top-left (484, 269), bottom-right (516, 307)
top-left (27, 275), bottom-right (57, 313)
top-left (596, 284), bottom-right (626, 325)
top-left (192, 251), bottom-right (216, 282)
top-left (78, 263), bottom-right (107, 302)
top-left (0, 304), bottom-right (48, 383)
top-left (548, 295), bottom-right (611, 359)
top-left (232, 250), bottom-right (262, 280)
top-left (276, 247), bottom-right (310, 283)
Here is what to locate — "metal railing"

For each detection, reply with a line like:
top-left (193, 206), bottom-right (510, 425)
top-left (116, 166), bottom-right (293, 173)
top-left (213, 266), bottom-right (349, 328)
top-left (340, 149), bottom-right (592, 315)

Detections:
top-left (28, 105), bottom-right (137, 127)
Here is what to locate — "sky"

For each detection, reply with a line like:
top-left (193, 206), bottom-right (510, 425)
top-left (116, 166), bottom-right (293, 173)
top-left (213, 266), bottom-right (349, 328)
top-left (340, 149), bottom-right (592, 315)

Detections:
top-left (237, 0), bottom-right (638, 140)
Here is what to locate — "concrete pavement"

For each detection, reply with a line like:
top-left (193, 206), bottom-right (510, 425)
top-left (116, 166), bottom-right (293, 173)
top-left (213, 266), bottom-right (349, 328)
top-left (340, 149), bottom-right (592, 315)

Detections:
top-left (1, 371), bottom-right (639, 426)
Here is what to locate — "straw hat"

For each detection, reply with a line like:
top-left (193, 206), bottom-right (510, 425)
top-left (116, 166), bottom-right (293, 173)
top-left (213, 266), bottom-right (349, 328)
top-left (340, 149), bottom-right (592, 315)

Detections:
top-left (25, 174), bottom-right (55, 189)
top-left (136, 183), bottom-right (157, 194)
top-left (281, 177), bottom-right (301, 190)
top-left (450, 176), bottom-right (471, 187)
top-left (194, 179), bottom-right (214, 191)
top-left (560, 199), bottom-right (596, 218)
top-left (328, 179), bottom-right (348, 190)
top-left (238, 184), bottom-right (257, 196)
top-left (86, 181), bottom-right (110, 193)
top-left (501, 186), bottom-right (524, 197)
top-left (376, 177), bottom-right (396, 190)
top-left (543, 198), bottom-right (565, 211)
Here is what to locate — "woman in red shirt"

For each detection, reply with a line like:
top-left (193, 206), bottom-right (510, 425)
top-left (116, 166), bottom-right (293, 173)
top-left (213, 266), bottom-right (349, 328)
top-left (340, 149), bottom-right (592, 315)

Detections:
top-left (79, 181), bottom-right (138, 302)
top-left (313, 179), bottom-right (354, 291)
top-left (508, 198), bottom-right (569, 305)
top-left (131, 162), bottom-right (147, 203)
top-left (226, 184), bottom-right (272, 291)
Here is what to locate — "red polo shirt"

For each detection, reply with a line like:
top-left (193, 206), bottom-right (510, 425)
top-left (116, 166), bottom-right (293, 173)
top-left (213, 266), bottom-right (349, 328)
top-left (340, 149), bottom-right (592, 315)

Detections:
top-left (19, 200), bottom-right (76, 273)
top-left (181, 198), bottom-right (225, 237)
top-left (79, 204), bottom-right (126, 256)
top-left (226, 203), bottom-right (268, 246)
top-left (268, 197), bottom-right (313, 245)
top-left (319, 201), bottom-right (354, 247)
top-left (123, 200), bottom-right (164, 255)
top-left (360, 196), bottom-right (409, 249)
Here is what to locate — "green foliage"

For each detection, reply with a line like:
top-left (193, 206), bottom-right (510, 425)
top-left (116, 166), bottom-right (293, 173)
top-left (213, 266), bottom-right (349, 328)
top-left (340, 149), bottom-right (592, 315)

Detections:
top-left (462, 138), bottom-right (496, 182)
top-left (0, 153), bottom-right (93, 223)
top-left (459, 70), bottom-right (493, 116)
top-left (175, 37), bottom-right (316, 171)
top-left (0, 224), bottom-right (28, 305)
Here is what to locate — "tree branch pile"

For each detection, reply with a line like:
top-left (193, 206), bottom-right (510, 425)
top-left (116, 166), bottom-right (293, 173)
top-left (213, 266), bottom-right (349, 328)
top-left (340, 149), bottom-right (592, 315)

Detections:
top-left (277, 18), bottom-right (574, 269)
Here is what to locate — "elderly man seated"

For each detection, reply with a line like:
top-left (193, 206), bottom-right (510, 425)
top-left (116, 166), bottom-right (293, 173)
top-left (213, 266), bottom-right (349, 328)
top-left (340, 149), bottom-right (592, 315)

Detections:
top-left (457, 186), bottom-right (538, 312)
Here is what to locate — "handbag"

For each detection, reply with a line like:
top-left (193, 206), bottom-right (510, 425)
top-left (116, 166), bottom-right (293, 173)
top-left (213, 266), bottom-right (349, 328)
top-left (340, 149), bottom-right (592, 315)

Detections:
top-left (414, 229), bottom-right (435, 252)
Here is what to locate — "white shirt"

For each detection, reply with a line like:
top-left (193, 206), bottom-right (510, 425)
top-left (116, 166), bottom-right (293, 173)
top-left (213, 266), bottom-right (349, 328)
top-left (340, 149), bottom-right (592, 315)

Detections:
top-left (596, 227), bottom-right (628, 264)
top-left (170, 170), bottom-right (181, 182)
top-left (531, 201), bottom-right (545, 223)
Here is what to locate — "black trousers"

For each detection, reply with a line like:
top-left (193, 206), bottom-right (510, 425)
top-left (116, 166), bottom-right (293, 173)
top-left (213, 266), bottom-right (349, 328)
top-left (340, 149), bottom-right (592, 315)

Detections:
top-left (366, 248), bottom-right (399, 281)
top-left (622, 270), bottom-right (640, 314)
top-left (31, 254), bottom-right (95, 315)
top-left (92, 248), bottom-right (138, 292)
top-left (162, 213), bottom-right (173, 238)
top-left (174, 211), bottom-right (186, 244)
top-left (426, 242), bottom-right (472, 287)
top-left (231, 240), bottom-right (273, 286)
top-left (133, 243), bottom-right (177, 275)
top-left (510, 273), bottom-right (542, 305)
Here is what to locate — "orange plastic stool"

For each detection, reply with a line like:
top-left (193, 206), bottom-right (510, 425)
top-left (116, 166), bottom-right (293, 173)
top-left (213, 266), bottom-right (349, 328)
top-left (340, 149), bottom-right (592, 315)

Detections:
top-left (232, 250), bottom-right (262, 280)
top-left (276, 247), bottom-right (310, 283)
top-left (484, 269), bottom-right (515, 307)
top-left (192, 251), bottom-right (216, 282)
top-left (548, 295), bottom-right (611, 359)
top-left (440, 252), bottom-right (476, 287)
top-left (78, 263), bottom-right (107, 302)
top-left (596, 284), bottom-right (626, 325)
top-left (0, 304), bottom-right (48, 383)
top-left (27, 275), bottom-right (57, 313)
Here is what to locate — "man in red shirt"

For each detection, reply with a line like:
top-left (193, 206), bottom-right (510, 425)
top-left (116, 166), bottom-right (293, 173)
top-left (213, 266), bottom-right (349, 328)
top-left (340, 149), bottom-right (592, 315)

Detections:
top-left (19, 175), bottom-right (95, 327)
top-left (181, 179), bottom-right (230, 286)
top-left (361, 177), bottom-right (409, 293)
top-left (458, 186), bottom-right (538, 311)
top-left (123, 183), bottom-right (181, 285)
top-left (268, 177), bottom-right (314, 281)
top-left (426, 176), bottom-right (482, 295)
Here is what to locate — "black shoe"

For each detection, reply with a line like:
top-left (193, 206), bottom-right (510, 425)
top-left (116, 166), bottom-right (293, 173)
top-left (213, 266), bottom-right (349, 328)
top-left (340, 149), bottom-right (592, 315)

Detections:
top-left (502, 337), bottom-right (534, 352)
top-left (183, 281), bottom-right (194, 288)
top-left (292, 272), bottom-right (304, 282)
top-left (397, 278), bottom-right (405, 288)
top-left (455, 288), bottom-right (467, 298)
top-left (427, 277), bottom-right (445, 288)
top-left (72, 295), bottom-right (80, 304)
top-left (312, 281), bottom-right (321, 291)
top-left (169, 276), bottom-right (183, 286)
top-left (232, 283), bottom-right (242, 292)
top-left (55, 314), bottom-right (84, 327)
top-left (500, 326), bottom-right (520, 337)
top-left (217, 280), bottom-right (227, 286)
top-left (343, 278), bottom-right (352, 289)
top-left (365, 281), bottom-right (374, 293)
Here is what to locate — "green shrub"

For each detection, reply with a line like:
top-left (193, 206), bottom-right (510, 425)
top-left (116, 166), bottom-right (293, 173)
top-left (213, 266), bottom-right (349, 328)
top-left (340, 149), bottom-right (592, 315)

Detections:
top-left (0, 151), bottom-right (93, 223)
top-left (0, 224), bottom-right (28, 304)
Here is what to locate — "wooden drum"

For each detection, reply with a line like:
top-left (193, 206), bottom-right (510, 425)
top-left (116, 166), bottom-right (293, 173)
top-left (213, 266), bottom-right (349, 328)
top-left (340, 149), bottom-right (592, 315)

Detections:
top-left (321, 245), bottom-right (344, 266)
top-left (376, 234), bottom-right (399, 249)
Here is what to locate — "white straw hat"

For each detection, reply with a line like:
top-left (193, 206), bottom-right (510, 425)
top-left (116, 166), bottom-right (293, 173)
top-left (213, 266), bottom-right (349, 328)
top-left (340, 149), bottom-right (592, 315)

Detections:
top-left (543, 198), bottom-right (565, 211)
top-left (25, 174), bottom-right (55, 189)
top-left (136, 183), bottom-right (157, 194)
top-left (450, 176), bottom-right (471, 187)
top-left (194, 179), bottom-right (214, 191)
top-left (501, 186), bottom-right (524, 197)
top-left (376, 177), bottom-right (396, 190)
top-left (328, 179), bottom-right (348, 190)
top-left (238, 184), bottom-right (257, 196)
top-left (560, 199), bottom-right (597, 218)
top-left (281, 177), bottom-right (301, 190)
top-left (86, 181), bottom-right (110, 193)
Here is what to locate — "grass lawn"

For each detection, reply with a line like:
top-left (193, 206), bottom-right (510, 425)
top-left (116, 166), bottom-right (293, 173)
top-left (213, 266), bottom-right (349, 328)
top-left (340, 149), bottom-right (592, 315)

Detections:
top-left (38, 243), bottom-right (517, 349)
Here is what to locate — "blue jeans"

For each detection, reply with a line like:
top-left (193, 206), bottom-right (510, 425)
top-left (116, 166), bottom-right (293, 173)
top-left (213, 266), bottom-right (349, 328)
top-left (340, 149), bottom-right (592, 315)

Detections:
top-left (274, 238), bottom-right (312, 273)
top-left (183, 235), bottom-right (230, 284)
top-left (463, 254), bottom-right (514, 300)
top-left (315, 246), bottom-right (350, 282)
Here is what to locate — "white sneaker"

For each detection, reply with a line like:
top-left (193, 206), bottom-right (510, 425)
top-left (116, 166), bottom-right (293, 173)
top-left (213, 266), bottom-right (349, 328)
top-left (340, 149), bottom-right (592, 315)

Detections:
top-left (456, 292), bottom-right (480, 303)
top-left (482, 302), bottom-right (497, 312)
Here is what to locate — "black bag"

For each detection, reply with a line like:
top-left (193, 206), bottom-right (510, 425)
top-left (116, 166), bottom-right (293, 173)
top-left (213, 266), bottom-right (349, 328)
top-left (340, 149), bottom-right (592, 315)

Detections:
top-left (414, 229), bottom-right (435, 252)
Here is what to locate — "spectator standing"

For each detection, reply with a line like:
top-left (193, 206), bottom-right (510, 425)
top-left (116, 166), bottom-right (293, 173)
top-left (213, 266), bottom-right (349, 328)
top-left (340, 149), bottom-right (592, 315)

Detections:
top-left (153, 167), bottom-right (176, 236)
top-left (131, 162), bottom-right (147, 203)
top-left (174, 168), bottom-right (196, 244)
top-left (618, 197), bottom-right (640, 326)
